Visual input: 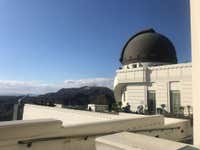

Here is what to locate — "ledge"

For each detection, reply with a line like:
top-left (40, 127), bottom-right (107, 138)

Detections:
top-left (95, 132), bottom-right (198, 150)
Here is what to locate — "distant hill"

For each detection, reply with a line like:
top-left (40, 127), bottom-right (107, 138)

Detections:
top-left (0, 87), bottom-right (115, 121)
top-left (0, 96), bottom-right (19, 104)
top-left (24, 86), bottom-right (115, 106)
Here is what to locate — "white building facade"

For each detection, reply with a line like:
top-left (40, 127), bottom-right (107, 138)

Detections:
top-left (114, 62), bottom-right (192, 114)
top-left (114, 29), bottom-right (192, 115)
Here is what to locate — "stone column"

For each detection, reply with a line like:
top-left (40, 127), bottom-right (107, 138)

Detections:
top-left (190, 0), bottom-right (200, 146)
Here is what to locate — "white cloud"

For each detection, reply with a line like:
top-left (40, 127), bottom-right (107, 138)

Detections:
top-left (64, 78), bottom-right (114, 89)
top-left (0, 78), bottom-right (114, 95)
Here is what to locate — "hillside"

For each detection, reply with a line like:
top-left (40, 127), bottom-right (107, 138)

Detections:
top-left (25, 86), bottom-right (115, 106)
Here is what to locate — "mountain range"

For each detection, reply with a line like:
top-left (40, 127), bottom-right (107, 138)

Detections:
top-left (24, 86), bottom-right (115, 106)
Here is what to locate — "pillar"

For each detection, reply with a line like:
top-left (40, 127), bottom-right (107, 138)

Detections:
top-left (190, 0), bottom-right (200, 146)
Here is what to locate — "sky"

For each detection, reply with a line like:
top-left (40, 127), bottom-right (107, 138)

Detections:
top-left (0, 0), bottom-right (191, 95)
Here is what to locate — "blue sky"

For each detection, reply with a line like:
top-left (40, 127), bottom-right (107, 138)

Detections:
top-left (0, 0), bottom-right (191, 94)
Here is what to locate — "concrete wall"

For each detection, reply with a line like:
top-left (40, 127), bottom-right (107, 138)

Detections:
top-left (95, 132), bottom-right (197, 150)
top-left (0, 111), bottom-right (162, 149)
top-left (0, 104), bottom-right (193, 150)
top-left (190, 0), bottom-right (200, 147)
top-left (0, 119), bottom-right (100, 150)
top-left (23, 104), bottom-right (192, 142)
top-left (0, 119), bottom-right (191, 150)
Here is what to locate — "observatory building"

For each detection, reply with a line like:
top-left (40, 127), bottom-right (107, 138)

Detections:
top-left (114, 29), bottom-right (192, 114)
top-left (0, 1), bottom-right (199, 149)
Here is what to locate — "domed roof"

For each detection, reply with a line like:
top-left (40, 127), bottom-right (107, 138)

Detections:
top-left (120, 29), bottom-right (177, 65)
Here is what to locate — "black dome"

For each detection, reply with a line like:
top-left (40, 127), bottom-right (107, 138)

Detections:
top-left (120, 29), bottom-right (177, 65)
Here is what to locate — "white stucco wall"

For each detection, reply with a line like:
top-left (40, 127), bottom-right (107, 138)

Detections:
top-left (155, 82), bottom-right (169, 109)
top-left (125, 84), bottom-right (146, 111)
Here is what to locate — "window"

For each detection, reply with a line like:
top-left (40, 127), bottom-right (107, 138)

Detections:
top-left (170, 90), bottom-right (181, 114)
top-left (147, 90), bottom-right (156, 114)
